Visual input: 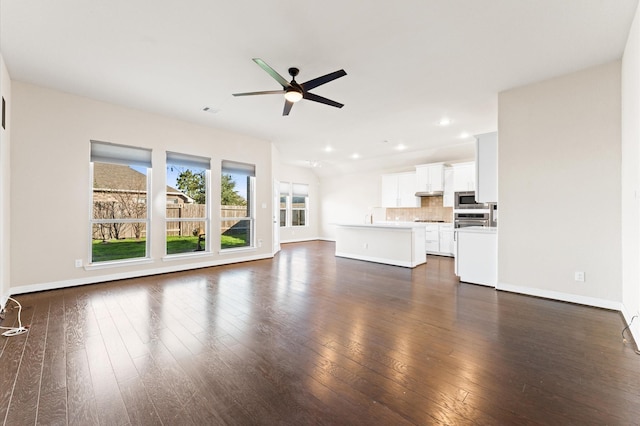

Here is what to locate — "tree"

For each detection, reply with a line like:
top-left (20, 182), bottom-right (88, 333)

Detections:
top-left (221, 174), bottom-right (247, 206)
top-left (176, 170), bottom-right (206, 204)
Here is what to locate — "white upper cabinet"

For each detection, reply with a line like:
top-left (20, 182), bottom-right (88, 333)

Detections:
top-left (381, 174), bottom-right (399, 207)
top-left (443, 166), bottom-right (454, 207)
top-left (415, 163), bottom-right (445, 193)
top-left (381, 172), bottom-right (420, 207)
top-left (453, 162), bottom-right (476, 192)
top-left (397, 172), bottom-right (420, 207)
top-left (475, 132), bottom-right (498, 203)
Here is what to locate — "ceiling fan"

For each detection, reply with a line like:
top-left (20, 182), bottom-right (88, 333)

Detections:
top-left (233, 58), bottom-right (347, 116)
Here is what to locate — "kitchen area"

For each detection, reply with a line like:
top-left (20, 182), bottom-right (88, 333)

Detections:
top-left (334, 132), bottom-right (498, 286)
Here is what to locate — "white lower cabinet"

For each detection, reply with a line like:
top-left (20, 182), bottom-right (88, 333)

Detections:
top-left (424, 223), bottom-right (454, 257)
top-left (454, 227), bottom-right (497, 286)
top-left (438, 224), bottom-right (454, 255)
top-left (424, 224), bottom-right (440, 253)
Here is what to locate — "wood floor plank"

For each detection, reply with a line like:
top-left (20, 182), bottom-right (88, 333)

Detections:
top-left (0, 298), bottom-right (39, 425)
top-left (131, 353), bottom-right (191, 425)
top-left (84, 333), bottom-right (131, 426)
top-left (36, 387), bottom-right (68, 426)
top-left (3, 241), bottom-right (640, 425)
top-left (118, 376), bottom-right (163, 426)
top-left (4, 300), bottom-right (48, 426)
top-left (66, 348), bottom-right (99, 426)
top-left (40, 292), bottom-right (67, 395)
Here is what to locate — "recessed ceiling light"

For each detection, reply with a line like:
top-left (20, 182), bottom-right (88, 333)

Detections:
top-left (439, 118), bottom-right (451, 126)
top-left (459, 132), bottom-right (470, 139)
top-left (351, 153), bottom-right (360, 159)
top-left (395, 144), bottom-right (407, 151)
top-left (324, 146), bottom-right (334, 153)
top-left (308, 160), bottom-right (321, 168)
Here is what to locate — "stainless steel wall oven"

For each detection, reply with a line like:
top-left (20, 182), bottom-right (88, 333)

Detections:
top-left (454, 211), bottom-right (490, 228)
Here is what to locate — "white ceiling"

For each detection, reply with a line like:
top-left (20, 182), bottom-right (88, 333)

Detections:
top-left (1, 0), bottom-right (638, 177)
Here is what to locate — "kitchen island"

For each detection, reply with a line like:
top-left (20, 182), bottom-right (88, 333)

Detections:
top-left (334, 223), bottom-right (426, 268)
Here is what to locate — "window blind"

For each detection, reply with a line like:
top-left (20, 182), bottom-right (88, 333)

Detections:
top-left (167, 151), bottom-right (210, 170)
top-left (222, 160), bottom-right (255, 176)
top-left (91, 140), bottom-right (152, 168)
top-left (279, 182), bottom-right (291, 195)
top-left (292, 183), bottom-right (309, 196)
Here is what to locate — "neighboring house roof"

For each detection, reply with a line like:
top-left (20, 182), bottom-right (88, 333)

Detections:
top-left (93, 162), bottom-right (193, 202)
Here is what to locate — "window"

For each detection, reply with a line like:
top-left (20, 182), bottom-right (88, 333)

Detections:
top-left (279, 182), bottom-right (309, 227)
top-left (291, 183), bottom-right (309, 227)
top-left (221, 160), bottom-right (255, 249)
top-left (166, 152), bottom-right (210, 255)
top-left (90, 141), bottom-right (151, 263)
top-left (279, 182), bottom-right (290, 227)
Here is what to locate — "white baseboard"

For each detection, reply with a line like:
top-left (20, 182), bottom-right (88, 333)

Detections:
top-left (9, 252), bottom-right (273, 296)
top-left (0, 293), bottom-right (7, 312)
top-left (280, 237), bottom-right (320, 244)
top-left (496, 281), bottom-right (623, 311)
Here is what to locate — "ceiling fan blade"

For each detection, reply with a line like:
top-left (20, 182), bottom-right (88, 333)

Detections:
top-left (283, 100), bottom-right (294, 116)
top-left (253, 58), bottom-right (291, 88)
top-left (301, 69), bottom-right (347, 91)
top-left (233, 90), bottom-right (285, 97)
top-left (303, 92), bottom-right (344, 109)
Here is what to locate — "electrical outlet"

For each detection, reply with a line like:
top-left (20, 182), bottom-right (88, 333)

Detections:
top-left (258, 239), bottom-right (263, 248)
top-left (363, 242), bottom-right (369, 249)
top-left (74, 259), bottom-right (83, 268)
top-left (574, 271), bottom-right (585, 282)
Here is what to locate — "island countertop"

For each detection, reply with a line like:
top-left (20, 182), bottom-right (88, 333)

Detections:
top-left (333, 223), bottom-right (426, 268)
top-left (334, 222), bottom-right (429, 229)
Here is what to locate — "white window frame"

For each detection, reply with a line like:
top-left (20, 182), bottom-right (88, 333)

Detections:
top-left (89, 141), bottom-right (152, 265)
top-left (291, 183), bottom-right (309, 227)
top-left (279, 182), bottom-right (309, 227)
top-left (279, 182), bottom-right (290, 227)
top-left (165, 151), bottom-right (211, 256)
top-left (220, 160), bottom-right (256, 251)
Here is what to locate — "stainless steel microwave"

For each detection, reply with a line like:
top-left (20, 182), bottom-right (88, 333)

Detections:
top-left (454, 191), bottom-right (488, 210)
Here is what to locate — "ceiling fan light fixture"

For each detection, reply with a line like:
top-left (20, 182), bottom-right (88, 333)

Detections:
top-left (284, 89), bottom-right (303, 103)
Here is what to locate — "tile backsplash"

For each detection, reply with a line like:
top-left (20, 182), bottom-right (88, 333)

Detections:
top-left (385, 196), bottom-right (453, 222)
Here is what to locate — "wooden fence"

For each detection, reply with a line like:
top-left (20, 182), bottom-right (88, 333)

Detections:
top-left (93, 203), bottom-right (249, 239)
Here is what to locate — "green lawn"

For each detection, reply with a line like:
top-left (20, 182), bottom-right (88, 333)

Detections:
top-left (92, 238), bottom-right (146, 262)
top-left (92, 234), bottom-right (250, 262)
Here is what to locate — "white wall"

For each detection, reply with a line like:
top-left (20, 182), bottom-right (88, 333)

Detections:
top-left (621, 4), bottom-right (640, 344)
top-left (320, 171), bottom-right (382, 240)
top-left (9, 82), bottom-right (274, 293)
top-left (0, 53), bottom-right (11, 306)
top-left (273, 162), bottom-right (321, 243)
top-left (498, 61), bottom-right (622, 308)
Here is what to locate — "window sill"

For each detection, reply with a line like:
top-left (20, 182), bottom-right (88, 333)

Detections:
top-left (219, 246), bottom-right (257, 255)
top-left (162, 251), bottom-right (211, 262)
top-left (84, 257), bottom-right (154, 270)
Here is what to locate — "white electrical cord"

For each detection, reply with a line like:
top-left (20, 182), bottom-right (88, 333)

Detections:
top-left (0, 297), bottom-right (29, 337)
top-left (622, 315), bottom-right (640, 355)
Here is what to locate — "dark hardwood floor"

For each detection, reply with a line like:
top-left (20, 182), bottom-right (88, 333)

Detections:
top-left (1, 241), bottom-right (639, 425)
